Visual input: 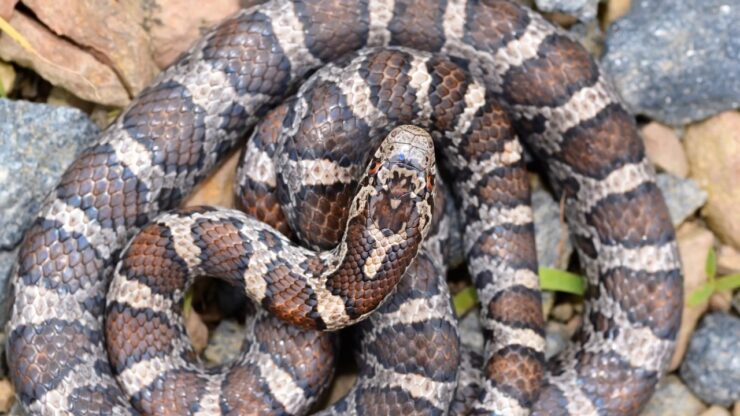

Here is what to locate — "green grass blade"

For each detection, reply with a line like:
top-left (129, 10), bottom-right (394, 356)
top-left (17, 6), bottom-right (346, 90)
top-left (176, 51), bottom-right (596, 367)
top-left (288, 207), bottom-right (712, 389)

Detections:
top-left (687, 282), bottom-right (716, 307)
top-left (453, 286), bottom-right (478, 317)
top-left (539, 267), bottom-right (586, 295)
top-left (715, 274), bottom-right (740, 291)
top-left (705, 246), bottom-right (717, 280)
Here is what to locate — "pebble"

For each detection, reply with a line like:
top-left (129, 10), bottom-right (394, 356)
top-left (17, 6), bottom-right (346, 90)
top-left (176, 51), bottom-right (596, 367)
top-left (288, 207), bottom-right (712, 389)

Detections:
top-left (708, 290), bottom-right (732, 313)
top-left (639, 375), bottom-right (707, 416)
top-left (735, 402), bottom-right (740, 416)
top-left (203, 320), bottom-right (244, 366)
top-left (602, 0), bottom-right (740, 124)
top-left (541, 290), bottom-right (555, 318)
top-left (641, 122), bottom-right (688, 177)
top-left (717, 245), bottom-right (740, 275)
top-left (532, 189), bottom-right (573, 269)
top-left (544, 321), bottom-right (569, 359)
top-left (458, 310), bottom-right (484, 354)
top-left (0, 379), bottom-right (12, 413)
top-left (685, 111), bottom-right (740, 250)
top-left (680, 312), bottom-right (740, 407)
top-left (0, 99), bottom-right (99, 326)
top-left (701, 406), bottom-right (732, 416)
top-left (0, 61), bottom-right (15, 95)
top-left (185, 310), bottom-right (209, 355)
top-left (602, 0), bottom-right (631, 27)
top-left (534, 0), bottom-right (599, 21)
top-left (670, 222), bottom-right (714, 371)
top-left (550, 302), bottom-right (574, 322)
top-left (655, 173), bottom-right (707, 226)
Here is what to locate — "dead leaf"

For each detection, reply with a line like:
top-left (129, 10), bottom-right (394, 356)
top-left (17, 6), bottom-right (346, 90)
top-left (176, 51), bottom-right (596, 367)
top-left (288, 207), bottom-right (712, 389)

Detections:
top-left (0, 0), bottom-right (17, 20)
top-left (22, 0), bottom-right (158, 96)
top-left (0, 12), bottom-right (129, 106)
top-left (144, 0), bottom-right (241, 68)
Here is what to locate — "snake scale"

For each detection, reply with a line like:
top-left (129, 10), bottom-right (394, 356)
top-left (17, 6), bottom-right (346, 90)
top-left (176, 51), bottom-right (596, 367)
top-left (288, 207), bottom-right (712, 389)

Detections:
top-left (6, 0), bottom-right (683, 415)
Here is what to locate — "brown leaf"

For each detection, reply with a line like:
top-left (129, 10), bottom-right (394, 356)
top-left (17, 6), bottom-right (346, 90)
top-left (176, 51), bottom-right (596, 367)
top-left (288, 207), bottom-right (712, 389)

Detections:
top-left (0, 0), bottom-right (18, 20)
top-left (144, 0), bottom-right (241, 68)
top-left (0, 12), bottom-right (129, 106)
top-left (22, 0), bottom-right (159, 96)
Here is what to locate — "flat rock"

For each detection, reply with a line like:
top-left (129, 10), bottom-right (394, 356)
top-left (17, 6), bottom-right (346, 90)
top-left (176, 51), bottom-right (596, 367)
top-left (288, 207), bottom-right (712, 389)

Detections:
top-left (655, 173), bottom-right (707, 226)
top-left (640, 375), bottom-right (707, 416)
top-left (685, 111), bottom-right (740, 250)
top-left (641, 122), bottom-right (688, 177)
top-left (0, 99), bottom-right (98, 324)
top-left (532, 189), bottom-right (573, 269)
top-left (535, 0), bottom-right (599, 21)
top-left (680, 312), bottom-right (740, 406)
top-left (602, 0), bottom-right (740, 124)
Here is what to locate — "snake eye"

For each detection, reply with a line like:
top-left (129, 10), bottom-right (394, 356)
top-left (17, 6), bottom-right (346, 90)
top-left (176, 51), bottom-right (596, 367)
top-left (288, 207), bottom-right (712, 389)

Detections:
top-left (368, 160), bottom-right (383, 175)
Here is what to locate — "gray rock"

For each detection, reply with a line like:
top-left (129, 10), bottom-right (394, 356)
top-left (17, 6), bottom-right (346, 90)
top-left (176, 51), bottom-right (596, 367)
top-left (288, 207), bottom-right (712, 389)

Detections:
top-left (655, 173), bottom-right (707, 226)
top-left (0, 99), bottom-right (98, 326)
top-left (532, 189), bottom-right (573, 269)
top-left (535, 0), bottom-right (599, 21)
top-left (602, 0), bottom-right (740, 124)
top-left (680, 312), bottom-right (740, 406)
top-left (640, 375), bottom-right (707, 416)
top-left (203, 320), bottom-right (245, 366)
top-left (458, 309), bottom-right (484, 354)
top-left (544, 321), bottom-right (569, 359)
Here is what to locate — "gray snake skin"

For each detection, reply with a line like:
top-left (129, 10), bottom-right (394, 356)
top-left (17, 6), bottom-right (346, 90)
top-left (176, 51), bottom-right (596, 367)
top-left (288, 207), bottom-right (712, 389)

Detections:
top-left (6, 0), bottom-right (683, 415)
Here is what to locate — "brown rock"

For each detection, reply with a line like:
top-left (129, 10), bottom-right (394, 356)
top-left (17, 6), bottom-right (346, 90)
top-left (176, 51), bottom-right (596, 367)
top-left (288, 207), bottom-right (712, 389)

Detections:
top-left (701, 406), bottom-right (732, 416)
top-left (603, 0), bottom-right (631, 28)
top-left (0, 0), bottom-right (17, 19)
top-left (183, 148), bottom-right (240, 209)
top-left (185, 309), bottom-right (209, 354)
top-left (550, 302), bottom-right (574, 322)
top-left (717, 245), bottom-right (740, 275)
top-left (0, 379), bottom-right (14, 413)
top-left (145, 0), bottom-right (241, 68)
top-left (685, 111), bottom-right (740, 250)
top-left (0, 12), bottom-right (129, 106)
top-left (641, 122), bottom-right (689, 177)
top-left (669, 221), bottom-right (714, 371)
top-left (709, 290), bottom-right (732, 313)
top-left (22, 0), bottom-right (159, 96)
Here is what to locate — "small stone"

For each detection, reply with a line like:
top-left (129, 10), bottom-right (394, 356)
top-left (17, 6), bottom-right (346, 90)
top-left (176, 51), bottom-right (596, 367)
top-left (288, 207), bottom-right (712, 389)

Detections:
top-left (602, 0), bottom-right (740, 124)
top-left (550, 302), bottom-right (574, 322)
top-left (534, 0), bottom-right (599, 21)
top-left (532, 189), bottom-right (573, 269)
top-left (641, 122), bottom-right (689, 177)
top-left (670, 222), bottom-right (714, 371)
top-left (185, 310), bottom-right (209, 354)
top-left (602, 0), bottom-right (631, 28)
top-left (717, 245), bottom-right (740, 275)
top-left (708, 290), bottom-right (732, 313)
top-left (655, 173), bottom-right (707, 226)
top-left (204, 320), bottom-right (244, 366)
top-left (545, 321), bottom-right (569, 359)
top-left (680, 312), bottom-right (740, 406)
top-left (458, 309), bottom-right (484, 354)
top-left (0, 379), bottom-right (14, 413)
top-left (541, 290), bottom-right (555, 318)
top-left (0, 0), bottom-right (17, 20)
top-left (564, 314), bottom-right (582, 337)
top-left (734, 401), bottom-right (740, 416)
top-left (685, 112), bottom-right (740, 250)
top-left (0, 61), bottom-right (15, 96)
top-left (640, 375), bottom-right (707, 416)
top-left (183, 149), bottom-right (240, 209)
top-left (701, 406), bottom-right (732, 416)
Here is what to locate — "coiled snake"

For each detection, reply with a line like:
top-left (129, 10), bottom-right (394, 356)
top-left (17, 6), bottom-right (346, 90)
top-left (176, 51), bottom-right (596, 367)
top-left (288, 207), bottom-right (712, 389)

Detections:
top-left (6, 1), bottom-right (683, 415)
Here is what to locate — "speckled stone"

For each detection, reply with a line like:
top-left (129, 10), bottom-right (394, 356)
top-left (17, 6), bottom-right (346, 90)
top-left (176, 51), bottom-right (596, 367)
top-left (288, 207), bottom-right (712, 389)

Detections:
top-left (602, 0), bottom-right (740, 124)
top-left (640, 374), bottom-right (707, 416)
top-left (680, 312), bottom-right (740, 406)
top-left (203, 319), bottom-right (245, 366)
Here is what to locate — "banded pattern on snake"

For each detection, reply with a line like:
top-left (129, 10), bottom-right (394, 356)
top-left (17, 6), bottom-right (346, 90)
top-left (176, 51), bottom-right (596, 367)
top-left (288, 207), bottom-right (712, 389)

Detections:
top-left (6, 0), bottom-right (683, 415)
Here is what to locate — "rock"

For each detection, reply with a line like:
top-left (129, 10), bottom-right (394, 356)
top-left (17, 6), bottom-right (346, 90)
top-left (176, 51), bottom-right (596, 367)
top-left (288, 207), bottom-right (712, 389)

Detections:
top-left (0, 379), bottom-right (14, 413)
top-left (534, 0), bottom-right (599, 21)
top-left (655, 173), bottom-right (707, 226)
top-left (717, 245), bottom-right (740, 275)
top-left (669, 222), bottom-right (714, 371)
top-left (685, 112), bottom-right (740, 250)
top-left (185, 310), bottom-right (209, 354)
top-left (458, 309), bottom-right (484, 353)
top-left (183, 149), bottom-right (240, 209)
top-left (641, 122), bottom-right (689, 177)
top-left (701, 406), bottom-right (732, 416)
top-left (602, 0), bottom-right (740, 124)
top-left (532, 189), bottom-right (573, 269)
top-left (0, 0), bottom-right (17, 19)
top-left (708, 290), bottom-right (732, 313)
top-left (640, 375), bottom-right (707, 416)
top-left (680, 312), bottom-right (740, 406)
top-left (22, 0), bottom-right (158, 96)
top-left (564, 314), bottom-right (582, 337)
top-left (0, 99), bottom-right (98, 324)
top-left (0, 12), bottom-right (129, 106)
top-left (735, 402), bottom-right (740, 416)
top-left (541, 290), bottom-right (555, 318)
top-left (602, 0), bottom-right (631, 27)
top-left (144, 0), bottom-right (241, 68)
top-left (550, 302), bottom-right (574, 322)
top-left (545, 321), bottom-right (569, 359)
top-left (0, 61), bottom-right (15, 96)
top-left (204, 320), bottom-right (244, 365)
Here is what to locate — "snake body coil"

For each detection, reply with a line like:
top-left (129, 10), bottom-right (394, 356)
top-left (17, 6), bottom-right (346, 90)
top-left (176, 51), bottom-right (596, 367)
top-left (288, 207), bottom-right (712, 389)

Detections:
top-left (7, 1), bottom-right (683, 415)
